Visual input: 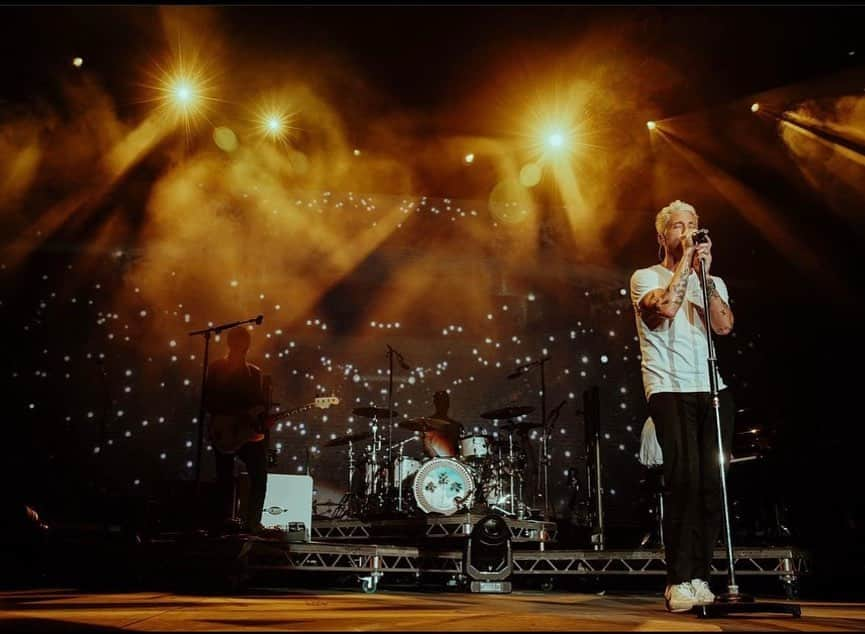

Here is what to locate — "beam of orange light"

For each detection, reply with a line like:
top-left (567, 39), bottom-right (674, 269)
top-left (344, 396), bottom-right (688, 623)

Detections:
top-left (5, 112), bottom-right (174, 271)
top-left (652, 126), bottom-right (852, 300)
top-left (550, 158), bottom-right (592, 244)
top-left (355, 230), bottom-right (499, 345)
top-left (780, 112), bottom-right (865, 168)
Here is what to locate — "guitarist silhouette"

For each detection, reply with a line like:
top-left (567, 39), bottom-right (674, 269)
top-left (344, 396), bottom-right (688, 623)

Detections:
top-left (205, 326), bottom-right (271, 535)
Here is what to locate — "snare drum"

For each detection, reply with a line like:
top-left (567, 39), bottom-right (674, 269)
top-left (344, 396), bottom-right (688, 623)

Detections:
top-left (412, 457), bottom-right (475, 515)
top-left (460, 433), bottom-right (492, 460)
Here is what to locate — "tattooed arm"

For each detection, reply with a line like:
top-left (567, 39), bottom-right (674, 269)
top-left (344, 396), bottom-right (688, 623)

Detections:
top-left (635, 247), bottom-right (696, 330)
top-left (693, 238), bottom-right (735, 335)
top-left (704, 277), bottom-right (734, 335)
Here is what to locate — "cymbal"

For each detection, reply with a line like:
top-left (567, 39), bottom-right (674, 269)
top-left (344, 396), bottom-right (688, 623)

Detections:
top-left (499, 421), bottom-right (542, 433)
top-left (352, 406), bottom-right (399, 419)
top-left (324, 432), bottom-right (372, 447)
top-left (480, 405), bottom-right (535, 420)
top-left (399, 417), bottom-right (459, 432)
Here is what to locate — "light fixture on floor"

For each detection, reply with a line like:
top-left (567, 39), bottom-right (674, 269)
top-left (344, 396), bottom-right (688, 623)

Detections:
top-left (465, 514), bottom-right (512, 593)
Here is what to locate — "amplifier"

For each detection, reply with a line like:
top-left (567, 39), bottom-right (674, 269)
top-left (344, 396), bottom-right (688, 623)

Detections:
top-left (238, 473), bottom-right (313, 541)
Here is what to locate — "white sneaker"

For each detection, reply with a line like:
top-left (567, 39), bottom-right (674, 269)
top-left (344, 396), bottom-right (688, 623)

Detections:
top-left (690, 578), bottom-right (716, 605)
top-left (664, 582), bottom-right (698, 613)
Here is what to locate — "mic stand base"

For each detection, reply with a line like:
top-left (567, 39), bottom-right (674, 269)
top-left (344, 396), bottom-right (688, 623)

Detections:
top-left (696, 595), bottom-right (801, 619)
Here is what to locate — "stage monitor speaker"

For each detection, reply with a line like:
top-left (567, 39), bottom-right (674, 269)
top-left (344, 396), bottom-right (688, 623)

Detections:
top-left (238, 473), bottom-right (313, 541)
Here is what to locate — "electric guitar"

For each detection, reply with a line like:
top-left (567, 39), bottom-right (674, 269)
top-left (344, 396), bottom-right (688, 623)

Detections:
top-left (209, 396), bottom-right (340, 453)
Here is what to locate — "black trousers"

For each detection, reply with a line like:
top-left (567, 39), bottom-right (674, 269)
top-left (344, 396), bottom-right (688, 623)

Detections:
top-left (214, 440), bottom-right (267, 530)
top-left (648, 390), bottom-right (735, 585)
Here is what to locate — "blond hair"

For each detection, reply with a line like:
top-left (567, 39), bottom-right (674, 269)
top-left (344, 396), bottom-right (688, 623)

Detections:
top-left (655, 200), bottom-right (698, 235)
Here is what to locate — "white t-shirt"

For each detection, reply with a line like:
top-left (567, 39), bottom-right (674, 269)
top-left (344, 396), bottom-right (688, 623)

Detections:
top-left (630, 264), bottom-right (729, 400)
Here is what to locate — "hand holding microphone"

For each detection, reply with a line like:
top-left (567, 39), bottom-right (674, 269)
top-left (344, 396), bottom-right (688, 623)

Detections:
top-left (692, 228), bottom-right (712, 275)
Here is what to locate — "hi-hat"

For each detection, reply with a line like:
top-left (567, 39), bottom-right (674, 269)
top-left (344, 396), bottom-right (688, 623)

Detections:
top-left (352, 406), bottom-right (399, 419)
top-left (480, 405), bottom-right (535, 420)
top-left (324, 432), bottom-right (372, 447)
top-left (399, 417), bottom-right (460, 432)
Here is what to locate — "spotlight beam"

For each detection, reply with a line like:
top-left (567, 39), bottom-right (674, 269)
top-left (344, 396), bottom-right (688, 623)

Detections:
top-left (651, 125), bottom-right (852, 300)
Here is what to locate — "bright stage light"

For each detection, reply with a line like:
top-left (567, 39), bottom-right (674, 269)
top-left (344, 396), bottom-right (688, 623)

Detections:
top-left (252, 100), bottom-right (296, 144)
top-left (646, 121), bottom-right (656, 131)
top-left (143, 48), bottom-right (219, 135)
top-left (547, 133), bottom-right (565, 148)
top-left (267, 117), bottom-right (282, 133)
top-left (751, 103), bottom-right (760, 113)
top-left (72, 57), bottom-right (83, 68)
top-left (172, 80), bottom-right (195, 106)
top-left (258, 111), bottom-right (287, 140)
top-left (464, 153), bottom-right (475, 164)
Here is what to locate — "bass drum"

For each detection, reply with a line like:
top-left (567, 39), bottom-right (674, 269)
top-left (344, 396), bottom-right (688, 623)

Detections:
top-left (412, 457), bottom-right (475, 516)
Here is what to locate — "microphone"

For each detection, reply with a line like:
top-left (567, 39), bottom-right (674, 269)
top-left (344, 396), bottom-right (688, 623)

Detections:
top-left (692, 228), bottom-right (710, 244)
top-left (507, 356), bottom-right (551, 379)
top-left (387, 345), bottom-right (411, 371)
top-left (255, 314), bottom-right (264, 325)
top-left (550, 399), bottom-right (567, 417)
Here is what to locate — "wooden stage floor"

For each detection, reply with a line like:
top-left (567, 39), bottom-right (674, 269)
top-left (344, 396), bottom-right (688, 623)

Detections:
top-left (1, 588), bottom-right (863, 631)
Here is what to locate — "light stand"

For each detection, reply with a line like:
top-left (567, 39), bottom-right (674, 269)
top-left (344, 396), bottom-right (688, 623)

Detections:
top-left (694, 255), bottom-right (799, 619)
top-left (188, 314), bottom-right (263, 493)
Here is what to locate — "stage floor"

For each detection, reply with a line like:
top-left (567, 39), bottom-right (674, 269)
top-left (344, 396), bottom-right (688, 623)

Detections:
top-left (1, 589), bottom-right (862, 631)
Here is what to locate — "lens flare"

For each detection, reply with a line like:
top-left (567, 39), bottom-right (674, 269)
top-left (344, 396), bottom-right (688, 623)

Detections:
top-left (646, 120), bottom-right (657, 130)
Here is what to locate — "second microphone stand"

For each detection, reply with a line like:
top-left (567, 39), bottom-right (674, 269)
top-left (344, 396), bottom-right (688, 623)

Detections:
top-left (509, 355), bottom-right (552, 520)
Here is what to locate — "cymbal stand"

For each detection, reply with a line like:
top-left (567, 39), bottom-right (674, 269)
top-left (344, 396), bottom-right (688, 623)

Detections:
top-left (368, 418), bottom-right (382, 499)
top-left (332, 439), bottom-right (358, 520)
top-left (507, 428), bottom-right (516, 516)
top-left (488, 434), bottom-right (513, 517)
top-left (385, 344), bottom-right (410, 512)
top-left (394, 436), bottom-right (417, 513)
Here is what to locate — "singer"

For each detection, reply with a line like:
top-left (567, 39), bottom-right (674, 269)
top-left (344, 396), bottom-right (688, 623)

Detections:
top-left (629, 200), bottom-right (736, 612)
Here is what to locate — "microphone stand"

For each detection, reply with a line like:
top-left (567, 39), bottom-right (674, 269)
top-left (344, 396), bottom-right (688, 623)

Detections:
top-left (509, 355), bottom-right (552, 520)
top-left (188, 315), bottom-right (263, 494)
top-left (694, 257), bottom-right (799, 619)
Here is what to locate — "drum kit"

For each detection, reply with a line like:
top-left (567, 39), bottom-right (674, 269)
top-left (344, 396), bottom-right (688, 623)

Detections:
top-left (324, 405), bottom-right (542, 520)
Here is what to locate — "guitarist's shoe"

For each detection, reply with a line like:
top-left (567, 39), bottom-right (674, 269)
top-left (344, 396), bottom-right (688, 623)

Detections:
top-left (209, 518), bottom-right (242, 538)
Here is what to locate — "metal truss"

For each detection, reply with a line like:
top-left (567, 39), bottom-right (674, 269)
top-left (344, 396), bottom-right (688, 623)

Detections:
top-left (311, 515), bottom-right (558, 543)
top-left (510, 548), bottom-right (809, 578)
top-left (245, 540), bottom-right (808, 592)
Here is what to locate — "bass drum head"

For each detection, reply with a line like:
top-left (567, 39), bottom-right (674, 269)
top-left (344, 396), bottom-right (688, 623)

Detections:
top-left (412, 457), bottom-right (474, 516)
